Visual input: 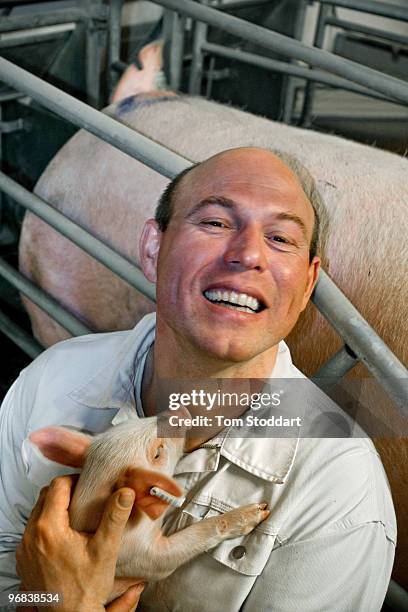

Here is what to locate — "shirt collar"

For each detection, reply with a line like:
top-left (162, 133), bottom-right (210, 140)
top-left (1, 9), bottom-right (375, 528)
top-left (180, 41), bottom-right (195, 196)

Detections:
top-left (68, 313), bottom-right (156, 412)
top-left (67, 313), bottom-right (302, 484)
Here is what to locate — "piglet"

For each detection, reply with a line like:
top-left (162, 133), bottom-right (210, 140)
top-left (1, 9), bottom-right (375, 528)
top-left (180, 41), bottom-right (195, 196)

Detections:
top-left (29, 414), bottom-right (269, 597)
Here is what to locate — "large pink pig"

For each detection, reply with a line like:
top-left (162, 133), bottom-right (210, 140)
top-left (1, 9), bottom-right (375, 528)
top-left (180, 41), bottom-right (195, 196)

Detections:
top-left (18, 92), bottom-right (408, 587)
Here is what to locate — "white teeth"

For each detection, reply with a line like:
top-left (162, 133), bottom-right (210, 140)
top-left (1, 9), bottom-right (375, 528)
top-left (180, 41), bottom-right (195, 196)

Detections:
top-left (204, 289), bottom-right (261, 312)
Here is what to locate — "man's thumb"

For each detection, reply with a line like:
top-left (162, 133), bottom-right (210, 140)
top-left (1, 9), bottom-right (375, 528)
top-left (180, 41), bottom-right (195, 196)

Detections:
top-left (93, 488), bottom-right (135, 551)
top-left (106, 584), bottom-right (144, 612)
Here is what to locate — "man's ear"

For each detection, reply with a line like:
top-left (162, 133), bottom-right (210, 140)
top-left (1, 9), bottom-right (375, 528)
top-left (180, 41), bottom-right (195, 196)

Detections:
top-left (300, 256), bottom-right (321, 312)
top-left (139, 219), bottom-right (162, 284)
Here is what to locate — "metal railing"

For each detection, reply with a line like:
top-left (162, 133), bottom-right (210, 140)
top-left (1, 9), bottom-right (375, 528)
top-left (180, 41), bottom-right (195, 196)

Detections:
top-left (299, 0), bottom-right (408, 127)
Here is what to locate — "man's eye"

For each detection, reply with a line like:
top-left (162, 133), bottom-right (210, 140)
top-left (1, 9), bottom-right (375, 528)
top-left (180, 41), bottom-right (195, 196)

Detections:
top-left (268, 235), bottom-right (289, 244)
top-left (201, 220), bottom-right (227, 228)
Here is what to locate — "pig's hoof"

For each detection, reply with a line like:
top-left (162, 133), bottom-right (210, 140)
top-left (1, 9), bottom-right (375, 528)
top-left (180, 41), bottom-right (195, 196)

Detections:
top-left (222, 503), bottom-right (270, 537)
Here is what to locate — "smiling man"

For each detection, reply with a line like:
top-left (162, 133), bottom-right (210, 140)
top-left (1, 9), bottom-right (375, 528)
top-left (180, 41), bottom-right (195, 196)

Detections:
top-left (0, 147), bottom-right (396, 611)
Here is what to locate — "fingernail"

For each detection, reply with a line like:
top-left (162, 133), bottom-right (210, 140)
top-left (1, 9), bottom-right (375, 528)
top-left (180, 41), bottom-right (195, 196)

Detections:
top-left (118, 490), bottom-right (134, 508)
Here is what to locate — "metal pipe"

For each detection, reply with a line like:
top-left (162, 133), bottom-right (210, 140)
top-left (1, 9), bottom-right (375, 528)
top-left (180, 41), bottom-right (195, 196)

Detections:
top-left (281, 0), bottom-right (309, 124)
top-left (0, 57), bottom-right (190, 180)
top-left (0, 171), bottom-right (156, 302)
top-left (325, 16), bottom-right (408, 48)
top-left (215, 0), bottom-right (274, 10)
top-left (313, 271), bottom-right (408, 414)
top-left (108, 0), bottom-right (123, 97)
top-left (202, 41), bottom-right (391, 102)
top-left (0, 9), bottom-right (91, 33)
top-left (299, 3), bottom-right (331, 127)
top-left (0, 30), bottom-right (73, 51)
top-left (0, 257), bottom-right (91, 338)
top-left (0, 309), bottom-right (43, 359)
top-left (319, 0), bottom-right (408, 22)
top-left (189, 1), bottom-right (209, 95)
top-left (0, 90), bottom-right (25, 103)
top-left (85, 0), bottom-right (103, 108)
top-left (150, 0), bottom-right (408, 103)
top-left (166, 10), bottom-right (186, 91)
top-left (313, 344), bottom-right (358, 385)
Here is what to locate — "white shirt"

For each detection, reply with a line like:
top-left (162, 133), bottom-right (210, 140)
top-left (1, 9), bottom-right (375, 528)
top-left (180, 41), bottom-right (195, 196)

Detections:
top-left (0, 314), bottom-right (396, 611)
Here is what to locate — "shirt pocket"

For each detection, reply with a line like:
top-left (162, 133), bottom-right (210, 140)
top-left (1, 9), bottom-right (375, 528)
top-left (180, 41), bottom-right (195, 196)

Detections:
top-left (168, 498), bottom-right (278, 577)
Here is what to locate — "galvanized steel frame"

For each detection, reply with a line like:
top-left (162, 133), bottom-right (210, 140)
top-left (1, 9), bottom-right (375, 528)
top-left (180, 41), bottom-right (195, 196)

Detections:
top-left (299, 0), bottom-right (408, 127)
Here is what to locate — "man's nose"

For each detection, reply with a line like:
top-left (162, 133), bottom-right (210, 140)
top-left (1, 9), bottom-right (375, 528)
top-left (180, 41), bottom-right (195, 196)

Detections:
top-left (223, 226), bottom-right (267, 272)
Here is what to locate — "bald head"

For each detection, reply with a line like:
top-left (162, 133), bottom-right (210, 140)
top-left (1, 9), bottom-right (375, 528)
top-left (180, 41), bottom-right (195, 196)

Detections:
top-left (155, 147), bottom-right (322, 260)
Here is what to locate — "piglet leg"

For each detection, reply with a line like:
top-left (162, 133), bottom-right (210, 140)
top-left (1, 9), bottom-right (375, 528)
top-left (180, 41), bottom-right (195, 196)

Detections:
top-left (117, 503), bottom-right (269, 581)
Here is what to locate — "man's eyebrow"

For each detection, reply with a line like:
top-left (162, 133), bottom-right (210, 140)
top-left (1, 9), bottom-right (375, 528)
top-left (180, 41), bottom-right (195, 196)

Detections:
top-left (186, 196), bottom-right (309, 239)
top-left (185, 196), bottom-right (236, 217)
top-left (274, 212), bottom-right (308, 239)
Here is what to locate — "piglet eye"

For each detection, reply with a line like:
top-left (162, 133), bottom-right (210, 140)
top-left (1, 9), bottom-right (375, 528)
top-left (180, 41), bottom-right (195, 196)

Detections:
top-left (154, 445), bottom-right (164, 459)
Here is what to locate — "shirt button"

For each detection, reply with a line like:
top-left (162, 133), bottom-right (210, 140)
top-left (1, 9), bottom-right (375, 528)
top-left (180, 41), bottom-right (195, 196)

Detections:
top-left (231, 545), bottom-right (246, 560)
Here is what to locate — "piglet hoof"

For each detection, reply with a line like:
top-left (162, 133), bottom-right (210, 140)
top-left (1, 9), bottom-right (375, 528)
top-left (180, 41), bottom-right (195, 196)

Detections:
top-left (220, 503), bottom-right (270, 538)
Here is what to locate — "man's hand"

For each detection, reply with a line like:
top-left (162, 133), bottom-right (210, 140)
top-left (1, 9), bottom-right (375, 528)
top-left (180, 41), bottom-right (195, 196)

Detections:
top-left (16, 475), bottom-right (144, 612)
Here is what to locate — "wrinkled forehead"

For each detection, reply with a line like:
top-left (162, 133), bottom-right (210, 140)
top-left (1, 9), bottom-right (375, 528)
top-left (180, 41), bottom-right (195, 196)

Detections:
top-left (176, 148), bottom-right (315, 225)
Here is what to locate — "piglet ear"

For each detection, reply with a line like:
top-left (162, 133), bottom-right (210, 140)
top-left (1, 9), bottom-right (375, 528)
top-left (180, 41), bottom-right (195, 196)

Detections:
top-left (29, 427), bottom-right (91, 468)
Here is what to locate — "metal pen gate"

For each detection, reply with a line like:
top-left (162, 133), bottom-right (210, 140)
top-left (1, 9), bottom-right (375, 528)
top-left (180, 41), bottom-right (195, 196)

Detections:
top-left (0, 0), bottom-right (407, 609)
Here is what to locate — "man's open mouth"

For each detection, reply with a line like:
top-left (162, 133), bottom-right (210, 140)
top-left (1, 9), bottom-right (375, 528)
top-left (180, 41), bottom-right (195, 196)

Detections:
top-left (203, 289), bottom-right (265, 314)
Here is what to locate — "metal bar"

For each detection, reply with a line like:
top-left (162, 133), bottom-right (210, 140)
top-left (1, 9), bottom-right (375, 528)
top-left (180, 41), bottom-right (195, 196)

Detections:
top-left (0, 309), bottom-right (43, 359)
top-left (0, 9), bottom-right (91, 33)
top-left (0, 257), bottom-right (91, 337)
top-left (299, 3), bottom-right (331, 127)
top-left (318, 0), bottom-right (408, 22)
top-left (108, 0), bottom-right (123, 97)
top-left (313, 271), bottom-right (408, 415)
top-left (215, 0), bottom-right (274, 10)
top-left (202, 41), bottom-right (392, 102)
top-left (281, 0), bottom-right (308, 124)
top-left (0, 57), bottom-right (189, 179)
top-left (0, 0), bottom-right (54, 6)
top-left (313, 345), bottom-right (359, 386)
top-left (166, 10), bottom-right (186, 91)
top-left (0, 171), bottom-right (156, 302)
top-left (0, 30), bottom-right (73, 50)
top-left (0, 90), bottom-right (25, 103)
top-left (325, 16), bottom-right (408, 48)
top-left (85, 14), bottom-right (101, 107)
top-left (150, 0), bottom-right (408, 103)
top-left (189, 2), bottom-right (209, 95)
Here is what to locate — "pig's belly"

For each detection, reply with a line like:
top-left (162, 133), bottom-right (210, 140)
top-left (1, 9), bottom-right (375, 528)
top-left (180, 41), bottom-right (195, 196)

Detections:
top-left (18, 93), bottom-right (408, 587)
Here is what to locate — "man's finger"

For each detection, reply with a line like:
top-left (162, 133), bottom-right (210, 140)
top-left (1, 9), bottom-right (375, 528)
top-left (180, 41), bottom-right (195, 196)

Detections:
top-left (106, 584), bottom-right (144, 612)
top-left (40, 476), bottom-right (76, 528)
top-left (92, 488), bottom-right (135, 554)
top-left (25, 486), bottom-right (48, 527)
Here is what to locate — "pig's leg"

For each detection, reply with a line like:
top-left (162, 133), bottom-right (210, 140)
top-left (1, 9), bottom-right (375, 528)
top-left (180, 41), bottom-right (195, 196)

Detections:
top-left (117, 503), bottom-right (269, 581)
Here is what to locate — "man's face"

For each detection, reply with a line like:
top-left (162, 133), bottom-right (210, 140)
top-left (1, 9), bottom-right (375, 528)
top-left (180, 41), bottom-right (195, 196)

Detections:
top-left (140, 148), bottom-right (320, 364)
